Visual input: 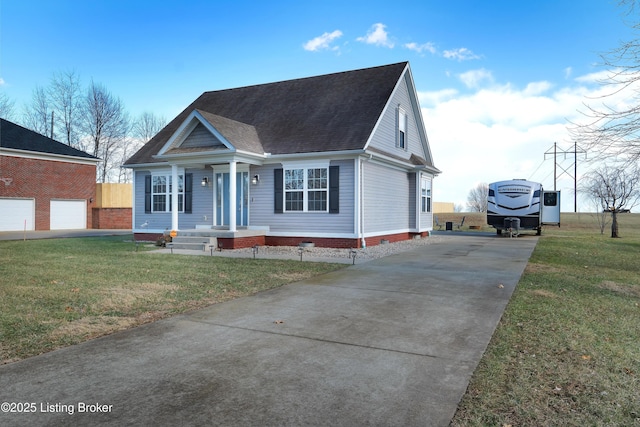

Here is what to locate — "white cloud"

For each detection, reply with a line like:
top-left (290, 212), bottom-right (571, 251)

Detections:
top-left (443, 47), bottom-right (480, 61)
top-left (420, 73), bottom-right (607, 211)
top-left (357, 23), bottom-right (394, 48)
top-left (0, 78), bottom-right (5, 86)
top-left (404, 42), bottom-right (436, 55)
top-left (564, 67), bottom-right (573, 79)
top-left (523, 81), bottom-right (552, 96)
top-left (417, 88), bottom-right (458, 107)
top-left (458, 68), bottom-right (494, 89)
top-left (303, 30), bottom-right (343, 52)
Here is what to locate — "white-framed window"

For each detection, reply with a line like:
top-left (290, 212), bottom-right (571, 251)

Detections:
top-left (421, 176), bottom-right (431, 213)
top-left (284, 166), bottom-right (328, 212)
top-left (397, 107), bottom-right (408, 150)
top-left (152, 174), bottom-right (184, 212)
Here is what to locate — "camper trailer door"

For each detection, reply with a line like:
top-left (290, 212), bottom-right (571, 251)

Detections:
top-left (541, 191), bottom-right (561, 226)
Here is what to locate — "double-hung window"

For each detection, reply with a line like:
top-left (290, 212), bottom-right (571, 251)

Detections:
top-left (421, 176), bottom-right (431, 213)
top-left (398, 107), bottom-right (408, 150)
top-left (152, 174), bottom-right (184, 212)
top-left (284, 166), bottom-right (328, 212)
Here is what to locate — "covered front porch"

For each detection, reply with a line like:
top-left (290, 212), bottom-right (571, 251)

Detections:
top-left (168, 160), bottom-right (260, 234)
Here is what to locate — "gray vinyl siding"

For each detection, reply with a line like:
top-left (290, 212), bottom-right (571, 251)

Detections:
top-left (181, 123), bottom-right (225, 148)
top-left (250, 159), bottom-right (355, 234)
top-left (362, 161), bottom-right (411, 234)
top-left (368, 75), bottom-right (423, 162)
top-left (133, 168), bottom-right (214, 231)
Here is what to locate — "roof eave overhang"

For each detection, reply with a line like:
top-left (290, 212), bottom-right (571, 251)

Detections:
top-left (266, 149), bottom-right (365, 162)
top-left (152, 149), bottom-right (267, 166)
top-left (0, 147), bottom-right (100, 165)
top-left (415, 164), bottom-right (442, 176)
top-left (364, 149), bottom-right (441, 175)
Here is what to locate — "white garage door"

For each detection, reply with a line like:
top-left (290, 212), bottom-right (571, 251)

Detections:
top-left (0, 198), bottom-right (35, 231)
top-left (50, 200), bottom-right (87, 230)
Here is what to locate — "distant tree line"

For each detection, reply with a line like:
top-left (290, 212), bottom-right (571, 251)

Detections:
top-left (0, 70), bottom-right (166, 183)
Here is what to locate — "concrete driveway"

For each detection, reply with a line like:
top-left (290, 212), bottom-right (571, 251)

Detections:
top-left (0, 233), bottom-right (537, 426)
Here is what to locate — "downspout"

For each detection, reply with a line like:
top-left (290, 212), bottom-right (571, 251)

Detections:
top-left (360, 154), bottom-right (372, 248)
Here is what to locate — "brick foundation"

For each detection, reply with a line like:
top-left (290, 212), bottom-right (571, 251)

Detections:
top-left (133, 231), bottom-right (430, 248)
top-left (134, 233), bottom-right (163, 242)
top-left (217, 235), bottom-right (266, 250)
top-left (264, 236), bottom-right (360, 248)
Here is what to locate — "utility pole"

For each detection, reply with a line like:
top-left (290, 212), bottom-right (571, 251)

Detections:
top-left (544, 142), bottom-right (586, 212)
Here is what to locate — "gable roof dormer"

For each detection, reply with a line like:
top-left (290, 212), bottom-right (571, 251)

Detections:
top-left (156, 109), bottom-right (264, 160)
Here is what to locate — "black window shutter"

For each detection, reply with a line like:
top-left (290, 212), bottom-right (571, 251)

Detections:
top-left (144, 175), bottom-right (152, 213)
top-left (274, 168), bottom-right (283, 213)
top-left (185, 173), bottom-right (193, 213)
top-left (329, 165), bottom-right (339, 214)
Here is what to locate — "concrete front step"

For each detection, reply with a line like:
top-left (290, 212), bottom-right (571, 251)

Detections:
top-left (168, 236), bottom-right (217, 251)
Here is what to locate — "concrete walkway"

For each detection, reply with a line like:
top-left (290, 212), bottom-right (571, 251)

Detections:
top-left (0, 234), bottom-right (537, 427)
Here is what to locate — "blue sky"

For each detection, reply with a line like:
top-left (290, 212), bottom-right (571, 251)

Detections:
top-left (1, 0), bottom-right (636, 210)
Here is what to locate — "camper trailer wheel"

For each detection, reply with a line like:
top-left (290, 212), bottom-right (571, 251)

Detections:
top-left (496, 229), bottom-right (502, 236)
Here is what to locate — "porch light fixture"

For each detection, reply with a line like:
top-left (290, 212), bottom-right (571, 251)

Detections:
top-left (251, 174), bottom-right (260, 185)
top-left (201, 176), bottom-right (209, 187)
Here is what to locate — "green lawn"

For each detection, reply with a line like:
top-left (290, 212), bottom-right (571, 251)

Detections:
top-left (451, 213), bottom-right (640, 426)
top-left (0, 237), bottom-right (345, 364)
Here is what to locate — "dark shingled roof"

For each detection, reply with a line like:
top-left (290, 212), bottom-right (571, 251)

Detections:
top-left (125, 62), bottom-right (408, 165)
top-left (0, 118), bottom-right (98, 160)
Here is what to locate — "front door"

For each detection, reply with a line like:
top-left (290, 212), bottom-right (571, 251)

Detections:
top-left (215, 172), bottom-right (249, 226)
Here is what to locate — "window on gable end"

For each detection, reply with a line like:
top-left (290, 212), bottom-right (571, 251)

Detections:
top-left (397, 107), bottom-right (408, 150)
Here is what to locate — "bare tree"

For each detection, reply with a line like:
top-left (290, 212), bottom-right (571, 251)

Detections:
top-left (49, 70), bottom-right (82, 148)
top-left (581, 164), bottom-right (640, 237)
top-left (0, 92), bottom-right (16, 120)
top-left (22, 86), bottom-right (52, 138)
top-left (133, 111), bottom-right (166, 142)
top-left (572, 1), bottom-right (640, 165)
top-left (81, 81), bottom-right (130, 182)
top-left (466, 183), bottom-right (489, 212)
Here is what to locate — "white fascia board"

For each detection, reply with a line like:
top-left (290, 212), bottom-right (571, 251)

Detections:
top-left (404, 65), bottom-right (436, 168)
top-left (415, 164), bottom-right (442, 175)
top-left (152, 151), bottom-right (265, 166)
top-left (365, 151), bottom-right (417, 172)
top-left (1, 148), bottom-right (100, 165)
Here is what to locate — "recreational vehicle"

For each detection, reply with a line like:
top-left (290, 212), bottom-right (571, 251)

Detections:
top-left (487, 179), bottom-right (560, 236)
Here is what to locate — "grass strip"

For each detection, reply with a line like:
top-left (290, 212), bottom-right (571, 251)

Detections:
top-left (0, 236), bottom-right (344, 364)
top-left (452, 213), bottom-right (640, 426)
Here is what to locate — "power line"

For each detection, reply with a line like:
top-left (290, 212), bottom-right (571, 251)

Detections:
top-left (544, 142), bottom-right (587, 212)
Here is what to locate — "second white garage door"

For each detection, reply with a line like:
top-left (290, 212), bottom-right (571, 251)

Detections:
top-left (50, 200), bottom-right (87, 230)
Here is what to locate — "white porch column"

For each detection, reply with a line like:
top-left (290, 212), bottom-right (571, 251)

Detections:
top-left (229, 161), bottom-right (237, 232)
top-left (171, 164), bottom-right (179, 231)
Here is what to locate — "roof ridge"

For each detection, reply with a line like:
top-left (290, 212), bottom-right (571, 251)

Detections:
top-left (200, 62), bottom-right (409, 95)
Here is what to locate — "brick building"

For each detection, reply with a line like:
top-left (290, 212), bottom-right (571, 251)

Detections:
top-left (0, 118), bottom-right (100, 231)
